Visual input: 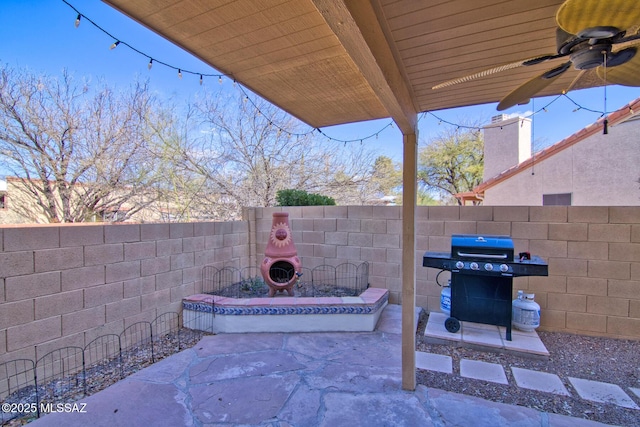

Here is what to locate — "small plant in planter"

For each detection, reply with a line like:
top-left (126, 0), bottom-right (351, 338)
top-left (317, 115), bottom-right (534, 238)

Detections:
top-left (240, 276), bottom-right (267, 294)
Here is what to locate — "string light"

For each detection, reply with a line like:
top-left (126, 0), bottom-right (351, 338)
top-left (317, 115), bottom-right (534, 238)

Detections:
top-left (425, 92), bottom-right (607, 134)
top-left (62, 0), bottom-right (622, 146)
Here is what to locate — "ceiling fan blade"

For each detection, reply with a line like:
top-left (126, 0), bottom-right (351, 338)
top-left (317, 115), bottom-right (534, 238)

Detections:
top-left (556, 0), bottom-right (640, 36)
top-left (597, 48), bottom-right (640, 86)
top-left (497, 62), bottom-right (571, 111)
top-left (432, 55), bottom-right (558, 90)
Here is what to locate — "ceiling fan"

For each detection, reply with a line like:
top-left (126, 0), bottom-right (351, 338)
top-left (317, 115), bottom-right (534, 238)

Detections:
top-left (432, 0), bottom-right (640, 111)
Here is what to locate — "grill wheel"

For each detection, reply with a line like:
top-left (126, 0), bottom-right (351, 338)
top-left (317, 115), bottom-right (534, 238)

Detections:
top-left (445, 316), bottom-right (461, 333)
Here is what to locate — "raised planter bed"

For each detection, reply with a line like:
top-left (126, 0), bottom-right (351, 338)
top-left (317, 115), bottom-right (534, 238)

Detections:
top-left (182, 287), bottom-right (388, 333)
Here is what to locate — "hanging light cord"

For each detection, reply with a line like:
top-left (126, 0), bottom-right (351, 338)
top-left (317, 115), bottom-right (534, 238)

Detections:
top-left (603, 50), bottom-right (609, 135)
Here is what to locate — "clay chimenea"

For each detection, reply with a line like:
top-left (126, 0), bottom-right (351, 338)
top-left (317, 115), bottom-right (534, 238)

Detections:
top-left (260, 212), bottom-right (302, 296)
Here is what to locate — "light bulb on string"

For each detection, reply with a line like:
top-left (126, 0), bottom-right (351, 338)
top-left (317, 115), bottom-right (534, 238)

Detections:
top-left (59, 2), bottom-right (435, 148)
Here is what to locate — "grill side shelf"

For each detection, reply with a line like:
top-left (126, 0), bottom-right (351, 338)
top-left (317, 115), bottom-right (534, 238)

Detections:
top-left (422, 252), bottom-right (451, 269)
top-left (423, 252), bottom-right (549, 277)
top-left (511, 256), bottom-right (549, 277)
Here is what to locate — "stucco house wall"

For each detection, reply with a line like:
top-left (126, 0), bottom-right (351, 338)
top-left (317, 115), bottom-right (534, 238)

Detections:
top-left (478, 99), bottom-right (640, 206)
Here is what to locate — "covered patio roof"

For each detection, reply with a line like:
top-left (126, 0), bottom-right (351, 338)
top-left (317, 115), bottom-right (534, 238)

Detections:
top-left (101, 0), bottom-right (635, 391)
top-left (102, 0), bottom-right (595, 134)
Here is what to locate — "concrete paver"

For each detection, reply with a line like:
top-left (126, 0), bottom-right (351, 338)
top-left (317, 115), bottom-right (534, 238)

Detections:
top-left (569, 377), bottom-right (640, 410)
top-left (462, 322), bottom-right (504, 349)
top-left (460, 359), bottom-right (508, 384)
top-left (425, 311), bottom-right (549, 357)
top-left (415, 351), bottom-right (452, 374)
top-left (511, 367), bottom-right (570, 395)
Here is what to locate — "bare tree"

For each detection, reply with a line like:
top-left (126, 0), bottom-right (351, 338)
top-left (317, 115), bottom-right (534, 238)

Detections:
top-left (0, 65), bottom-right (162, 223)
top-left (163, 91), bottom-right (377, 219)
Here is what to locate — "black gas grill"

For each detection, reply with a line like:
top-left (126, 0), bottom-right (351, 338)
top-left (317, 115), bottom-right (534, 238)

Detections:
top-left (423, 234), bottom-right (548, 340)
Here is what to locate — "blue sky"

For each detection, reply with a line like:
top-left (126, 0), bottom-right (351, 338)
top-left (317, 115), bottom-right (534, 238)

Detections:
top-left (2, 0), bottom-right (640, 162)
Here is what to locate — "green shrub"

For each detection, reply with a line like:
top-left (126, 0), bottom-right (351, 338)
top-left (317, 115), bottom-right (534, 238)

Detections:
top-left (276, 189), bottom-right (336, 206)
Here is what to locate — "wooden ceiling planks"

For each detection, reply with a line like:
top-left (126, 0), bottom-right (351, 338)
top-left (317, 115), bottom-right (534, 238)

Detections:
top-left (104, 0), bottom-right (612, 125)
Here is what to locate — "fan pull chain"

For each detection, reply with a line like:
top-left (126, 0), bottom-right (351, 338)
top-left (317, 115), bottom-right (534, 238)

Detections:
top-left (602, 50), bottom-right (608, 135)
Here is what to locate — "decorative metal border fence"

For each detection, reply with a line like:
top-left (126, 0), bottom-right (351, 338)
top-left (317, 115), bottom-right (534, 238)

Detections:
top-left (0, 311), bottom-right (206, 425)
top-left (202, 262), bottom-right (369, 298)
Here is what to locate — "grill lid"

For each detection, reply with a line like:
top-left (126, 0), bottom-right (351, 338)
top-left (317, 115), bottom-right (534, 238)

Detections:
top-left (451, 234), bottom-right (514, 260)
top-left (423, 234), bottom-right (547, 277)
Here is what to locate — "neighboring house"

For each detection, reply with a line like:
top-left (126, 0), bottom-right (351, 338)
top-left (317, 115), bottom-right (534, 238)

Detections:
top-left (460, 97), bottom-right (640, 206)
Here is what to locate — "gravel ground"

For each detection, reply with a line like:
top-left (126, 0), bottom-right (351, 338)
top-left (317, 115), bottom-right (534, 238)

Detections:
top-left (2, 329), bottom-right (208, 426)
top-left (416, 310), bottom-right (640, 426)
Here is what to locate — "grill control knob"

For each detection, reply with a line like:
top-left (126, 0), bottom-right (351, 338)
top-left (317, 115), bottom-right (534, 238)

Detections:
top-left (470, 262), bottom-right (479, 270)
top-left (455, 261), bottom-right (464, 269)
top-left (484, 263), bottom-right (493, 271)
top-left (499, 264), bottom-right (509, 273)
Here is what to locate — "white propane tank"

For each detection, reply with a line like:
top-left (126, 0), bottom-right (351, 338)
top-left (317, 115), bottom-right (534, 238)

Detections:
top-left (512, 292), bottom-right (540, 332)
top-left (440, 280), bottom-right (451, 315)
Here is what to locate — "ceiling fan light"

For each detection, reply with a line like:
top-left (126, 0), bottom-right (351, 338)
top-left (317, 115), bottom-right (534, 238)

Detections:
top-left (571, 45), bottom-right (610, 70)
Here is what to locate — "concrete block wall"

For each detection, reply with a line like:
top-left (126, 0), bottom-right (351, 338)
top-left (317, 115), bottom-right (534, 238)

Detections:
top-left (249, 206), bottom-right (640, 340)
top-left (0, 221), bottom-right (250, 364)
top-left (1, 205), bottom-right (638, 360)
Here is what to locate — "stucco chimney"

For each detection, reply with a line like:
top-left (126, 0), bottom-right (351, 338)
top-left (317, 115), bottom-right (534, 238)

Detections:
top-left (482, 115), bottom-right (531, 181)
